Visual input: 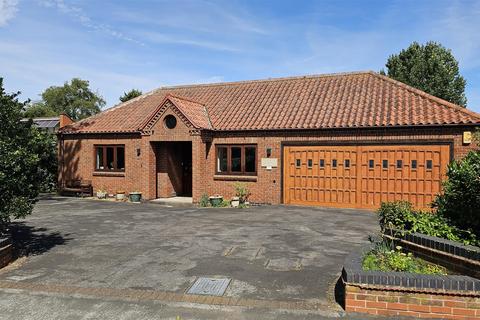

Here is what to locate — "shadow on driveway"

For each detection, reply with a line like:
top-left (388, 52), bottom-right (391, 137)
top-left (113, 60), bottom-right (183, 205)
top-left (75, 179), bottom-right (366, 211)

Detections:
top-left (9, 222), bottom-right (72, 258)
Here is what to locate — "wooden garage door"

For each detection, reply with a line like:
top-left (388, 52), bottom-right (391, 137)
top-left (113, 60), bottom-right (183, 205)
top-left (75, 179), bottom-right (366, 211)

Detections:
top-left (283, 145), bottom-right (450, 209)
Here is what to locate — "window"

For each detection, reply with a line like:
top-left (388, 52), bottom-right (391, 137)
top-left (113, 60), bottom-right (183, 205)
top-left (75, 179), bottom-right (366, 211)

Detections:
top-left (369, 159), bottom-right (374, 169)
top-left (215, 145), bottom-right (257, 175)
top-left (344, 159), bottom-right (350, 168)
top-left (319, 159), bottom-right (325, 168)
top-left (296, 159), bottom-right (301, 167)
top-left (332, 159), bottom-right (337, 168)
top-left (231, 147), bottom-right (242, 172)
top-left (426, 160), bottom-right (433, 170)
top-left (396, 160), bottom-right (403, 169)
top-left (164, 115), bottom-right (177, 129)
top-left (382, 159), bottom-right (388, 169)
top-left (411, 160), bottom-right (417, 169)
top-left (95, 145), bottom-right (125, 172)
top-left (307, 159), bottom-right (313, 168)
top-left (217, 147), bottom-right (228, 173)
top-left (245, 147), bottom-right (256, 172)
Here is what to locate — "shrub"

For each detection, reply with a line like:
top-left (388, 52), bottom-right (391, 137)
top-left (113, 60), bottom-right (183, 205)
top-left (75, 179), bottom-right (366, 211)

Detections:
top-left (377, 201), bottom-right (414, 231)
top-left (377, 201), bottom-right (478, 246)
top-left (433, 150), bottom-right (480, 238)
top-left (199, 193), bottom-right (209, 207)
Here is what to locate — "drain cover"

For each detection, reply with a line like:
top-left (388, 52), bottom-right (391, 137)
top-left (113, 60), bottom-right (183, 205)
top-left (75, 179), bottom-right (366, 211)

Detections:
top-left (187, 277), bottom-right (231, 296)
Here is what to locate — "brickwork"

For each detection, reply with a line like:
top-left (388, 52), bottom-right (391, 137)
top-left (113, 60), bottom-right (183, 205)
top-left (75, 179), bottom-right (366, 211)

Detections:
top-left (0, 244), bottom-right (12, 269)
top-left (345, 284), bottom-right (480, 319)
top-left (59, 123), bottom-right (478, 204)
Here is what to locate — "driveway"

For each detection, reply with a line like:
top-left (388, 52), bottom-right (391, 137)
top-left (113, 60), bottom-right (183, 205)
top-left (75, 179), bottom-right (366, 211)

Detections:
top-left (0, 197), bottom-right (381, 319)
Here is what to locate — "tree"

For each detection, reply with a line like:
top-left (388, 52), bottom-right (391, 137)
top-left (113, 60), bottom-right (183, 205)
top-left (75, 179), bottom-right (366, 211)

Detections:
top-left (0, 78), bottom-right (55, 235)
top-left (23, 102), bottom-right (56, 118)
top-left (382, 41), bottom-right (467, 106)
top-left (119, 89), bottom-right (142, 103)
top-left (40, 78), bottom-right (105, 120)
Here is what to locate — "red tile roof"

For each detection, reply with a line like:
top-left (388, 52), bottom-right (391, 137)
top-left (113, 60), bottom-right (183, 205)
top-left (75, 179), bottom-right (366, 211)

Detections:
top-left (61, 71), bottom-right (480, 134)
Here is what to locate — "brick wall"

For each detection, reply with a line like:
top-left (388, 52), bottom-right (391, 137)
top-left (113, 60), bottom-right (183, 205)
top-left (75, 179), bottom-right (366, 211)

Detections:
top-left (345, 284), bottom-right (480, 319)
top-left (59, 124), bottom-right (477, 204)
top-left (0, 244), bottom-right (12, 269)
top-left (202, 126), bottom-right (477, 205)
top-left (59, 134), bottom-right (145, 197)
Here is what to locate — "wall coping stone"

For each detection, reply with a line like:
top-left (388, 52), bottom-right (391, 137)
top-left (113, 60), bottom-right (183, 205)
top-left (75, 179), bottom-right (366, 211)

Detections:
top-left (385, 228), bottom-right (480, 262)
top-left (0, 237), bottom-right (11, 248)
top-left (342, 243), bottom-right (480, 292)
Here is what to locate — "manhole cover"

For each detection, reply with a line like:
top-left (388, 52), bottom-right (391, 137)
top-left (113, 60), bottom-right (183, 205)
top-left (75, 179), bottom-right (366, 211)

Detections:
top-left (187, 277), bottom-right (231, 296)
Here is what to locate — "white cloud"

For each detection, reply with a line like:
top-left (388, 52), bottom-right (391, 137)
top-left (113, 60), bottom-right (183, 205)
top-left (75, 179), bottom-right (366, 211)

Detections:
top-left (0, 0), bottom-right (18, 26)
top-left (37, 0), bottom-right (144, 45)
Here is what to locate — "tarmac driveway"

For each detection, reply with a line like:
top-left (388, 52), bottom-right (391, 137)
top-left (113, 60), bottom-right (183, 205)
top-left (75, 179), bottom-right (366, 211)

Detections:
top-left (0, 197), bottom-right (379, 318)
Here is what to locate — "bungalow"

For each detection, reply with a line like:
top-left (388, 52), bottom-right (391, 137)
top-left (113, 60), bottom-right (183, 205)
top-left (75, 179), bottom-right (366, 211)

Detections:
top-left (58, 71), bottom-right (480, 209)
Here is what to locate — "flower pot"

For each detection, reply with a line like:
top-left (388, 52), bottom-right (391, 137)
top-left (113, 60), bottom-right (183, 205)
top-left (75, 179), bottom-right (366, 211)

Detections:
top-left (116, 191), bottom-right (126, 201)
top-left (209, 196), bottom-right (223, 207)
top-left (96, 191), bottom-right (106, 199)
top-left (129, 192), bottom-right (142, 203)
top-left (231, 196), bottom-right (240, 208)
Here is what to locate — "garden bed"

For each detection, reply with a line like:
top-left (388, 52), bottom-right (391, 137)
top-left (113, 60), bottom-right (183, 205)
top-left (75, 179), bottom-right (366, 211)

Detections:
top-left (342, 243), bottom-right (480, 318)
top-left (384, 229), bottom-right (480, 279)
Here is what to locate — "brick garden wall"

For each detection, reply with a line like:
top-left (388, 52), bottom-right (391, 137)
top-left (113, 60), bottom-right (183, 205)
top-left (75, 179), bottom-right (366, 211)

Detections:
top-left (345, 284), bottom-right (480, 319)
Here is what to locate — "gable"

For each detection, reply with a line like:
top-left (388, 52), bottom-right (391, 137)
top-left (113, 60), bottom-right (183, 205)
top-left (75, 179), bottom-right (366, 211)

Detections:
top-left (141, 95), bottom-right (212, 134)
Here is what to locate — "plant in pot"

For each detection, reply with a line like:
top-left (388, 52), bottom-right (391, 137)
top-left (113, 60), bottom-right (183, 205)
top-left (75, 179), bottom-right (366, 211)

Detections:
top-left (209, 195), bottom-right (223, 207)
top-left (96, 186), bottom-right (107, 199)
top-left (233, 182), bottom-right (250, 207)
top-left (129, 191), bottom-right (142, 203)
top-left (116, 190), bottom-right (126, 201)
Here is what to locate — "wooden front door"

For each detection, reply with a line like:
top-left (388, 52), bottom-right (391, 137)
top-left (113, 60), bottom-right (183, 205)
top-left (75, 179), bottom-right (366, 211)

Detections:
top-left (283, 144), bottom-right (450, 209)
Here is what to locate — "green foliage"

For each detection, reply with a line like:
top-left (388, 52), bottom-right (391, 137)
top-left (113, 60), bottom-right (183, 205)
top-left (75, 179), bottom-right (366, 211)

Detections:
top-left (363, 242), bottom-right (447, 275)
top-left (0, 78), bottom-right (53, 234)
top-left (23, 102), bottom-right (57, 118)
top-left (377, 200), bottom-right (414, 231)
top-left (199, 193), bottom-right (209, 207)
top-left (233, 182), bottom-right (250, 203)
top-left (218, 200), bottom-right (230, 207)
top-left (39, 78), bottom-right (105, 120)
top-left (433, 150), bottom-right (480, 238)
top-left (378, 201), bottom-right (478, 246)
top-left (384, 41), bottom-right (467, 106)
top-left (119, 89), bottom-right (142, 103)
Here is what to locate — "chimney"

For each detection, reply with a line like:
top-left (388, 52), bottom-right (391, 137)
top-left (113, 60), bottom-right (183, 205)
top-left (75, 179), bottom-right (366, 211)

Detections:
top-left (59, 113), bottom-right (74, 129)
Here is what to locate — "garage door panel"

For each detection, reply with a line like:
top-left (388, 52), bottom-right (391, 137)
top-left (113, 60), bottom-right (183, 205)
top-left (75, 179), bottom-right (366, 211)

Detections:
top-left (284, 144), bottom-right (450, 209)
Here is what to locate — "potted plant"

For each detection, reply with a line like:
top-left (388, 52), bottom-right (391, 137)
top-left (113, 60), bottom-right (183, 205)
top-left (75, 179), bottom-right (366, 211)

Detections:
top-left (233, 182), bottom-right (250, 205)
top-left (96, 186), bottom-right (107, 199)
top-left (231, 196), bottom-right (240, 208)
top-left (116, 190), bottom-right (126, 201)
top-left (209, 195), bottom-right (223, 207)
top-left (129, 191), bottom-right (142, 203)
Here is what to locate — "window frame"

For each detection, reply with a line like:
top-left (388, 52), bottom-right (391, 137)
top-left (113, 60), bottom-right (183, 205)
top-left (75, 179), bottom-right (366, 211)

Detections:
top-left (94, 145), bottom-right (125, 172)
top-left (215, 144), bottom-right (257, 176)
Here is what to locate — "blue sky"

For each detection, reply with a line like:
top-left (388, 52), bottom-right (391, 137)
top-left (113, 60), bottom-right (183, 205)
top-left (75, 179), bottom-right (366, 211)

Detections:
top-left (1, 0), bottom-right (480, 112)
